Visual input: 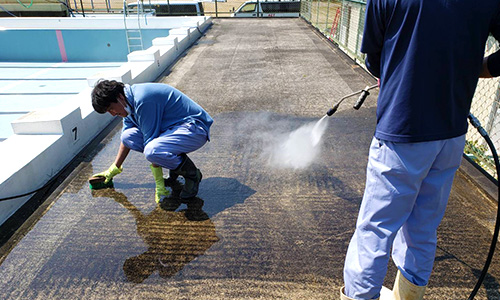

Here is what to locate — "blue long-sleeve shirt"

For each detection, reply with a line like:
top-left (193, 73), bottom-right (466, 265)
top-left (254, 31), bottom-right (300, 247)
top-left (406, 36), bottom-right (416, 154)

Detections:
top-left (123, 83), bottom-right (213, 146)
top-left (361, 0), bottom-right (500, 143)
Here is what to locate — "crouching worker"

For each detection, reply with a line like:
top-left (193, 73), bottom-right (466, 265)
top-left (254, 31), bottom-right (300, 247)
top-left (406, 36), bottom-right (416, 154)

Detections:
top-left (90, 80), bottom-right (213, 211)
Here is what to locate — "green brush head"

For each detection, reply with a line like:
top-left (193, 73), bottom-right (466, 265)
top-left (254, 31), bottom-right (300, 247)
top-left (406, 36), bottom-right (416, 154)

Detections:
top-left (89, 176), bottom-right (114, 190)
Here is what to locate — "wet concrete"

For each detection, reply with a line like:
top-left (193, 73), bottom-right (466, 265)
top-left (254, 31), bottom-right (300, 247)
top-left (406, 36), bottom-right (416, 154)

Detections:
top-left (0, 18), bottom-right (499, 299)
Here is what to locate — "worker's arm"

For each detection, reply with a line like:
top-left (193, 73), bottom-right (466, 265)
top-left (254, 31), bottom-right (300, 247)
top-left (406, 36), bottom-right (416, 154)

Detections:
top-left (114, 142), bottom-right (131, 169)
top-left (360, 0), bottom-right (386, 78)
top-left (91, 142), bottom-right (129, 183)
top-left (365, 53), bottom-right (382, 78)
top-left (480, 57), bottom-right (491, 78)
top-left (480, 52), bottom-right (500, 78)
top-left (483, 17), bottom-right (500, 78)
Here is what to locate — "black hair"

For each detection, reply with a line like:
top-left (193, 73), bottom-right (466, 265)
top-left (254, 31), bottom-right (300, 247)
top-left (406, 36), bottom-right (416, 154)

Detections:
top-left (91, 80), bottom-right (126, 114)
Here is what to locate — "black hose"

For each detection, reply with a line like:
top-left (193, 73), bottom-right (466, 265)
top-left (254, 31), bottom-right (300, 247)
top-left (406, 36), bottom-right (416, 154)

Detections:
top-left (56, 0), bottom-right (76, 17)
top-left (0, 175), bottom-right (59, 202)
top-left (467, 113), bottom-right (500, 300)
top-left (0, 4), bottom-right (17, 17)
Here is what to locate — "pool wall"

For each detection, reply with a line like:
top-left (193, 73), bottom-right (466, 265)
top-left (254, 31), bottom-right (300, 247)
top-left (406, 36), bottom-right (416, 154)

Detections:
top-left (0, 16), bottom-right (212, 226)
top-left (1, 29), bottom-right (171, 62)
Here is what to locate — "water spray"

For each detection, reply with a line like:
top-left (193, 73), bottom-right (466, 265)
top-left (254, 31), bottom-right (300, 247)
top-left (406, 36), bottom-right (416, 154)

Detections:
top-left (265, 84), bottom-right (380, 170)
top-left (326, 84), bottom-right (379, 117)
top-left (264, 84), bottom-right (380, 170)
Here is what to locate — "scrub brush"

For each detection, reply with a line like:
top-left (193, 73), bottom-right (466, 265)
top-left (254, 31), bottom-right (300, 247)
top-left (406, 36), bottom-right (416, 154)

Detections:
top-left (89, 176), bottom-right (114, 190)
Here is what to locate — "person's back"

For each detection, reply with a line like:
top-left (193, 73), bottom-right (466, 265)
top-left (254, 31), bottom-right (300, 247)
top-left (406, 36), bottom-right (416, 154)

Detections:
top-left (362, 0), bottom-right (500, 143)
top-left (123, 83), bottom-right (213, 146)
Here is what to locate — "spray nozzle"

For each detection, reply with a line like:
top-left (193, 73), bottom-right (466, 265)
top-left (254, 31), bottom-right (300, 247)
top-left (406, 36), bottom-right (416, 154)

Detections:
top-left (326, 84), bottom-right (378, 117)
top-left (326, 103), bottom-right (339, 116)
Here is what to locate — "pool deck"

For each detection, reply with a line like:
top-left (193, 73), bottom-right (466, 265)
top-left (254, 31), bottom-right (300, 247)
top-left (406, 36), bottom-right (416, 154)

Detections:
top-left (1, 18), bottom-right (500, 300)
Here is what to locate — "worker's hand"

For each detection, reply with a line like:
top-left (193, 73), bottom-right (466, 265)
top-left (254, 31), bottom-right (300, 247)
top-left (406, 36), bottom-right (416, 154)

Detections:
top-left (92, 163), bottom-right (122, 184)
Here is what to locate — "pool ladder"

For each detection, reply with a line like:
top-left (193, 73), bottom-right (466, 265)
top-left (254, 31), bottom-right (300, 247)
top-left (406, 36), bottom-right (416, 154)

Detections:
top-left (124, 0), bottom-right (144, 53)
top-left (125, 28), bottom-right (144, 53)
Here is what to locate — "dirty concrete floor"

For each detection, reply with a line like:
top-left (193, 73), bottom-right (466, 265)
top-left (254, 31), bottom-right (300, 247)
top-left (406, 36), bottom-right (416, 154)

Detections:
top-left (1, 19), bottom-right (500, 300)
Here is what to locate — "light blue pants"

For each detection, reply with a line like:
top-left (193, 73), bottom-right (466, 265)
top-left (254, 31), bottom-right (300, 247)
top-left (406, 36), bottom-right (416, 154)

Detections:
top-left (121, 121), bottom-right (208, 170)
top-left (344, 135), bottom-right (465, 299)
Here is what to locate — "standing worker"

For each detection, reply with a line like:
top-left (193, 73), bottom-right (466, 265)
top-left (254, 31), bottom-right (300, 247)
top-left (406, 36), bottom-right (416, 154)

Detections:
top-left (90, 80), bottom-right (213, 212)
top-left (341, 1), bottom-right (500, 299)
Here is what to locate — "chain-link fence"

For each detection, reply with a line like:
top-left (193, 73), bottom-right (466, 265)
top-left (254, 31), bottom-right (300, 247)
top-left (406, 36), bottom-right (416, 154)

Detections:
top-left (302, 0), bottom-right (500, 179)
top-left (467, 37), bottom-right (500, 178)
top-left (56, 0), bottom-right (270, 17)
top-left (301, 0), bottom-right (364, 63)
top-left (17, 0), bottom-right (248, 17)
top-left (1, 0), bottom-right (298, 18)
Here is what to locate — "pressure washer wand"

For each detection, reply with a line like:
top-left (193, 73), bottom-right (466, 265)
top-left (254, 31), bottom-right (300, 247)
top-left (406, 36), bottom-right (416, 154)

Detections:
top-left (326, 84), bottom-right (379, 116)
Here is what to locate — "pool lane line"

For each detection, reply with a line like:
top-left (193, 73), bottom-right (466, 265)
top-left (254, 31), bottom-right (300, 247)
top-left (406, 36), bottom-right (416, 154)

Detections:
top-left (55, 30), bottom-right (68, 63)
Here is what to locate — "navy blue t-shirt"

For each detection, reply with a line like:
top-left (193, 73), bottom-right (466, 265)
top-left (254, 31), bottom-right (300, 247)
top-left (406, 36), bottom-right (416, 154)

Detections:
top-left (361, 0), bottom-right (500, 143)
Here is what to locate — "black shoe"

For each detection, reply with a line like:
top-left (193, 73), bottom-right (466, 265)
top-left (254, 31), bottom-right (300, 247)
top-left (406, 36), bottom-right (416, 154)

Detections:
top-left (164, 177), bottom-right (183, 191)
top-left (171, 154), bottom-right (203, 200)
